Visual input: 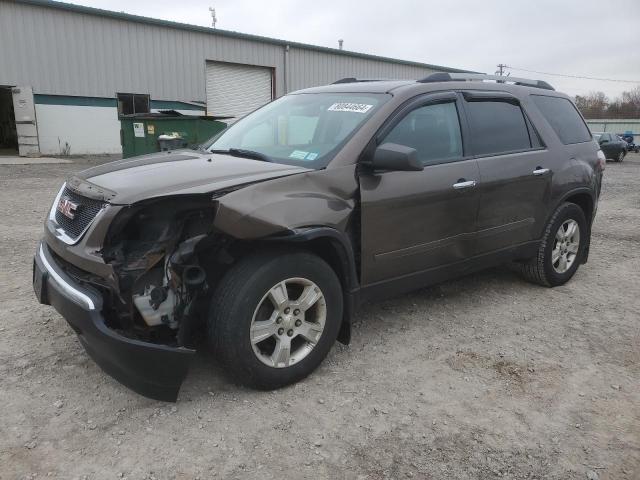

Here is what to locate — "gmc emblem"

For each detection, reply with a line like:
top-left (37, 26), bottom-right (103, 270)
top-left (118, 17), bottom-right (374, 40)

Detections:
top-left (57, 198), bottom-right (78, 220)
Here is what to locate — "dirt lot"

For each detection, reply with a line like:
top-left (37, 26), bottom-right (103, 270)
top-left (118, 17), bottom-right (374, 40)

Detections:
top-left (1, 154), bottom-right (638, 480)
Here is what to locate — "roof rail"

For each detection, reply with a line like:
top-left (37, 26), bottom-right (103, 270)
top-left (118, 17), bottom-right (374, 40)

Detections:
top-left (417, 72), bottom-right (555, 91)
top-left (331, 77), bottom-right (389, 84)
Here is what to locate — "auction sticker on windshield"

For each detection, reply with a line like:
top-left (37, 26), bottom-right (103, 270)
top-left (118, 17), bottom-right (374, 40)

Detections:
top-left (289, 150), bottom-right (319, 161)
top-left (327, 103), bottom-right (373, 113)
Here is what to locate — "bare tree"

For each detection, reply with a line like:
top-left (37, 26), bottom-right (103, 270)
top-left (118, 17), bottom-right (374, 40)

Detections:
top-left (575, 91), bottom-right (609, 118)
top-left (621, 86), bottom-right (640, 106)
top-left (575, 88), bottom-right (640, 119)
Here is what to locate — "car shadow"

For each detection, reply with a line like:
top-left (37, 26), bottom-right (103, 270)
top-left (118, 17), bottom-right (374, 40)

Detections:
top-left (180, 264), bottom-right (526, 399)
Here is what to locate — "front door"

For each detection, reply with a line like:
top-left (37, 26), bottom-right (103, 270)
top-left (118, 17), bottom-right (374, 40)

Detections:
top-left (359, 93), bottom-right (480, 285)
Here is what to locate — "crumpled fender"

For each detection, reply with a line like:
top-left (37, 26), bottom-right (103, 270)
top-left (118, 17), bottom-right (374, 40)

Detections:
top-left (213, 165), bottom-right (359, 239)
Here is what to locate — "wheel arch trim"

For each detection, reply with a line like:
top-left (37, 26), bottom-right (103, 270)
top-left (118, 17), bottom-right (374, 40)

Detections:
top-left (264, 227), bottom-right (359, 292)
top-left (555, 187), bottom-right (596, 223)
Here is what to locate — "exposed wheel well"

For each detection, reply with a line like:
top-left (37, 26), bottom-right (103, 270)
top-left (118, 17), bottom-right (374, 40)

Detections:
top-left (300, 238), bottom-right (353, 291)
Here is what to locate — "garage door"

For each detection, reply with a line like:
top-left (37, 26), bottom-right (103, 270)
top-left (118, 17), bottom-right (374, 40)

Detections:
top-left (206, 61), bottom-right (273, 121)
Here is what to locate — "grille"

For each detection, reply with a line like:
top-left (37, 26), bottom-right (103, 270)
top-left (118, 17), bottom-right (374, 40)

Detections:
top-left (53, 187), bottom-right (105, 240)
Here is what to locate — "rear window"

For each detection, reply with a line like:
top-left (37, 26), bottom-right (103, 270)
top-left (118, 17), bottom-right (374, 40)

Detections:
top-left (532, 95), bottom-right (591, 145)
top-left (465, 100), bottom-right (532, 156)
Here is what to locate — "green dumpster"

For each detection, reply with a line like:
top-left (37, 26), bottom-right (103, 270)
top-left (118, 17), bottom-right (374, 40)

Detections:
top-left (120, 112), bottom-right (228, 158)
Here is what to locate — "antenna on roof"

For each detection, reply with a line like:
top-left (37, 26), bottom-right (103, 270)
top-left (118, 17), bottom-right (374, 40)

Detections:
top-left (338, 39), bottom-right (344, 50)
top-left (209, 7), bottom-right (217, 28)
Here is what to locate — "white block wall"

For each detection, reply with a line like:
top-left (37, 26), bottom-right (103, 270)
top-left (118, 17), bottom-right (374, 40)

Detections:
top-left (35, 104), bottom-right (122, 155)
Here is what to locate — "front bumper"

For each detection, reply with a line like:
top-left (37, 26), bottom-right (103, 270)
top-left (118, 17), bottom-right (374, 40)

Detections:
top-left (33, 241), bottom-right (195, 401)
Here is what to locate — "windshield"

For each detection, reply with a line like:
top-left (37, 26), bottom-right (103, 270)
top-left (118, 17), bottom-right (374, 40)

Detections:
top-left (205, 93), bottom-right (389, 168)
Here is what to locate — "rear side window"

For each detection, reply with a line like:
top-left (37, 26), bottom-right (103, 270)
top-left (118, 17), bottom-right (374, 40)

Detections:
top-left (532, 95), bottom-right (591, 145)
top-left (465, 100), bottom-right (531, 156)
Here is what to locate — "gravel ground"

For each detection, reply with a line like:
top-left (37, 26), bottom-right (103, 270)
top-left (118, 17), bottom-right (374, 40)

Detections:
top-left (1, 154), bottom-right (638, 480)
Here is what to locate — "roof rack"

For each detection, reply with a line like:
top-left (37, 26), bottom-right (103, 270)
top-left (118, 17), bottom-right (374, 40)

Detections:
top-left (331, 77), bottom-right (389, 84)
top-left (417, 72), bottom-right (555, 91)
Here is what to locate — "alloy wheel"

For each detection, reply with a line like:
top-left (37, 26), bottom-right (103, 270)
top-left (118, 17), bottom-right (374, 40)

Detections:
top-left (552, 219), bottom-right (580, 274)
top-left (250, 278), bottom-right (327, 368)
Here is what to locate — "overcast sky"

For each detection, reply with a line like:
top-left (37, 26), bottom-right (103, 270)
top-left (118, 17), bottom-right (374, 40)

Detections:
top-left (72, 0), bottom-right (639, 99)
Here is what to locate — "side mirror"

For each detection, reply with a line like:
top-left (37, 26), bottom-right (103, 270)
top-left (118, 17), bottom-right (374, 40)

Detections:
top-left (599, 139), bottom-right (608, 144)
top-left (371, 143), bottom-right (423, 172)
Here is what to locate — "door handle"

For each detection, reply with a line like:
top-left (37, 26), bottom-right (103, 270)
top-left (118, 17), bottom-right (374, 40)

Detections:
top-left (533, 167), bottom-right (550, 176)
top-left (452, 180), bottom-right (477, 190)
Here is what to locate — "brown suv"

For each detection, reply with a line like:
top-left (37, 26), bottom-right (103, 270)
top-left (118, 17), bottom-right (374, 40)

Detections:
top-left (33, 73), bottom-right (605, 401)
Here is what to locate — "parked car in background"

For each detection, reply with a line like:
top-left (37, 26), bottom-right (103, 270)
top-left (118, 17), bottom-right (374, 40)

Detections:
top-left (592, 132), bottom-right (627, 161)
top-left (33, 73), bottom-right (604, 401)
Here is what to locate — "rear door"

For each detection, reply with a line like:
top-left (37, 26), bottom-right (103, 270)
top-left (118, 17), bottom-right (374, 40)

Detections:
top-left (359, 92), bottom-right (480, 285)
top-left (462, 91), bottom-right (552, 253)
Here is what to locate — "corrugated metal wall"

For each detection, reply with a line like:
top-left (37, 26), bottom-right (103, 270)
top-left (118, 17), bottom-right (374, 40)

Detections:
top-left (0, 1), bottom-right (284, 101)
top-left (286, 48), bottom-right (438, 92)
top-left (0, 1), bottom-right (443, 103)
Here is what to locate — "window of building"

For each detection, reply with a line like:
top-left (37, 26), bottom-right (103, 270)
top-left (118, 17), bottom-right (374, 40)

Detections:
top-left (382, 102), bottom-right (463, 165)
top-left (465, 100), bottom-right (532, 156)
top-left (117, 93), bottom-right (150, 116)
top-left (532, 95), bottom-right (591, 145)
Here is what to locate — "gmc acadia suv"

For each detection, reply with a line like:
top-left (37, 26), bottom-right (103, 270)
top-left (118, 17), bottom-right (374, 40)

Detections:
top-left (33, 73), bottom-right (605, 401)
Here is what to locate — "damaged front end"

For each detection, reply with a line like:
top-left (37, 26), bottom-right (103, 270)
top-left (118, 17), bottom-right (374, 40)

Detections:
top-left (101, 197), bottom-right (220, 350)
top-left (36, 192), bottom-right (236, 401)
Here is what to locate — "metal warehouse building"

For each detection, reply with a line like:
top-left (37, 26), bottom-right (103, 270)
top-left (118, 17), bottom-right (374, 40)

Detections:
top-left (0, 0), bottom-right (470, 157)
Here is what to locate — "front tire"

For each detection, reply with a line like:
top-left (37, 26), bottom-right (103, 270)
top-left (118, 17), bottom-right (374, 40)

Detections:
top-left (516, 202), bottom-right (588, 287)
top-left (208, 250), bottom-right (343, 389)
top-left (618, 150), bottom-right (625, 162)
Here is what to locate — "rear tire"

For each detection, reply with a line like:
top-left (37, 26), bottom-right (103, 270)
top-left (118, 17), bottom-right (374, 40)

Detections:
top-left (208, 250), bottom-right (343, 389)
top-left (515, 202), bottom-right (588, 287)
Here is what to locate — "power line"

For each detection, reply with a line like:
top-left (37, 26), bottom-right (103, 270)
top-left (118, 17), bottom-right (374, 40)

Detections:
top-left (505, 66), bottom-right (640, 84)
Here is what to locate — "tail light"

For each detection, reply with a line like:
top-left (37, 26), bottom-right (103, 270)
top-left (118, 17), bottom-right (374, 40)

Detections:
top-left (597, 150), bottom-right (606, 171)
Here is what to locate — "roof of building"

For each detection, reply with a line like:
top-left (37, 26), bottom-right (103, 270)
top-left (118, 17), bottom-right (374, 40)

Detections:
top-left (12, 0), bottom-right (474, 74)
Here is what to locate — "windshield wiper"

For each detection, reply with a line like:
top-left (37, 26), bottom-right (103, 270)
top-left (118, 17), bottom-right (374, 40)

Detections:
top-left (209, 148), bottom-right (271, 162)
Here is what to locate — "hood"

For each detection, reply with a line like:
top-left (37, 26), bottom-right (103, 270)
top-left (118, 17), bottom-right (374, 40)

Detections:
top-left (67, 150), bottom-right (311, 204)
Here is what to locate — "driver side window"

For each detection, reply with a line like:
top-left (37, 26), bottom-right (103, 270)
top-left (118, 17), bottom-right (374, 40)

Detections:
top-left (383, 101), bottom-right (463, 166)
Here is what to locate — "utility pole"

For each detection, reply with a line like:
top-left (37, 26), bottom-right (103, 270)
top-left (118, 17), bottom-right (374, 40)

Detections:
top-left (495, 64), bottom-right (507, 76)
top-left (209, 7), bottom-right (217, 28)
